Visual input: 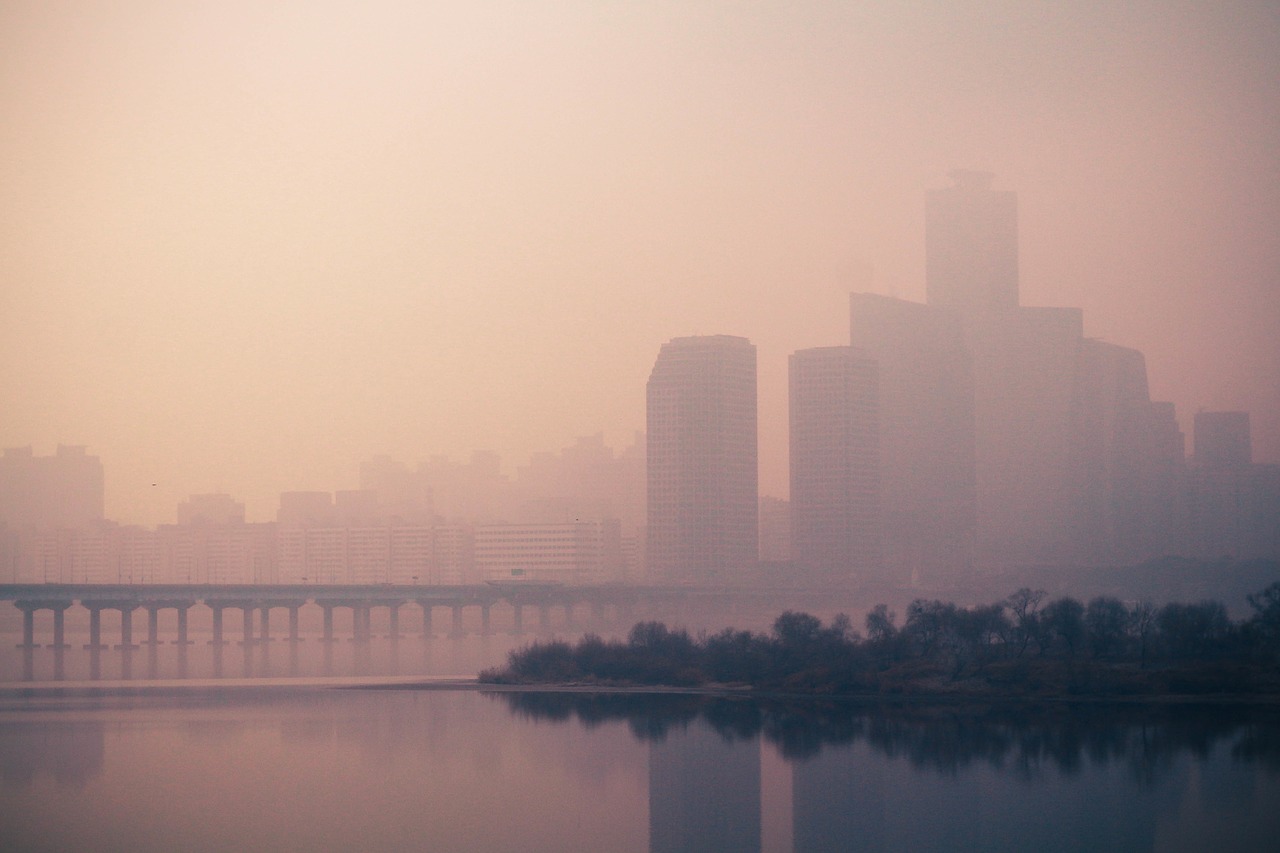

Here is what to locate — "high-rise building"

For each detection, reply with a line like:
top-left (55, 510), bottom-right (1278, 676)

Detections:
top-left (0, 445), bottom-right (104, 531)
top-left (646, 335), bottom-right (758, 583)
top-left (928, 171), bottom-right (1078, 564)
top-left (789, 346), bottom-right (882, 581)
top-left (176, 493), bottom-right (246, 526)
top-left (1074, 341), bottom-right (1188, 562)
top-left (925, 170), bottom-right (1019, 312)
top-left (849, 294), bottom-right (975, 583)
top-left (1193, 411), bottom-right (1251, 468)
top-left (1189, 411), bottom-right (1280, 558)
top-left (474, 520), bottom-right (620, 583)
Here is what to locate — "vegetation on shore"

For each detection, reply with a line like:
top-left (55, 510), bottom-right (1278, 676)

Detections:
top-left (479, 582), bottom-right (1280, 698)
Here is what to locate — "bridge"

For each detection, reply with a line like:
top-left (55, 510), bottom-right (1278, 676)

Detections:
top-left (0, 582), bottom-right (839, 649)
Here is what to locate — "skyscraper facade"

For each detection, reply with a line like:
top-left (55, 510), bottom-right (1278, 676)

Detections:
top-left (0, 445), bottom-right (104, 531)
top-left (646, 335), bottom-right (758, 582)
top-left (849, 294), bottom-right (976, 583)
top-left (925, 170), bottom-right (1019, 312)
top-left (789, 346), bottom-right (882, 581)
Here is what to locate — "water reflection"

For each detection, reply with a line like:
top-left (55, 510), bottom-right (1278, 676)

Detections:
top-left (0, 689), bottom-right (1277, 852)
top-left (493, 692), bottom-right (1280, 784)
top-left (2, 632), bottom-right (523, 684)
top-left (496, 692), bottom-right (1280, 852)
top-left (650, 722), bottom-right (760, 853)
top-left (0, 721), bottom-right (104, 787)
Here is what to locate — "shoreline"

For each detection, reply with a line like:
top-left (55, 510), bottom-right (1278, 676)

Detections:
top-left (1, 674), bottom-right (1277, 708)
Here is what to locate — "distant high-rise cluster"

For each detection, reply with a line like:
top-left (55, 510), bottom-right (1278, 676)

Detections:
top-left (839, 172), bottom-right (1277, 582)
top-left (0, 446), bottom-right (103, 531)
top-left (644, 172), bottom-right (1277, 586)
top-left (2, 178), bottom-right (1276, 588)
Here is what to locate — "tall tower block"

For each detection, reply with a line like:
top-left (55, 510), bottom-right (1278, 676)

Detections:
top-left (926, 169), bottom-right (1019, 312)
top-left (789, 346), bottom-right (882, 580)
top-left (646, 335), bottom-right (758, 582)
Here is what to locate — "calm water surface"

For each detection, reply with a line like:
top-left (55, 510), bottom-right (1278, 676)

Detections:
top-left (1, 624), bottom-right (1279, 852)
top-left (2, 685), bottom-right (1278, 852)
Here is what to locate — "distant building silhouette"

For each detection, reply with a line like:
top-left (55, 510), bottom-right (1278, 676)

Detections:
top-left (646, 335), bottom-right (758, 582)
top-left (789, 346), bottom-right (882, 582)
top-left (844, 173), bottom-right (1217, 573)
top-left (1194, 411), bottom-right (1251, 468)
top-left (925, 169), bottom-right (1019, 312)
top-left (176, 493), bottom-right (245, 526)
top-left (0, 445), bottom-right (104, 531)
top-left (849, 294), bottom-right (976, 583)
top-left (475, 520), bottom-right (621, 583)
top-left (1189, 412), bottom-right (1280, 558)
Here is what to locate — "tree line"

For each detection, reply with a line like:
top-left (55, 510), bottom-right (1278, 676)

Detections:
top-left (481, 582), bottom-right (1280, 696)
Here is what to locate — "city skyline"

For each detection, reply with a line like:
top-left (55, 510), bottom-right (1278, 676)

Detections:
top-left (3, 3), bottom-right (1278, 527)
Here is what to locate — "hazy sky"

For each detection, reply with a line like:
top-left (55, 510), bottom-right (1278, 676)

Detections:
top-left (3, 1), bottom-right (1278, 525)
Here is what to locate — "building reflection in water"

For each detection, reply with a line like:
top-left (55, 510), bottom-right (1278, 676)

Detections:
top-left (649, 721), bottom-right (760, 853)
top-left (0, 722), bottom-right (105, 787)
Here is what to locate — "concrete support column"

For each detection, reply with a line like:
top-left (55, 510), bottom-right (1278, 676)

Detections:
top-left (481, 604), bottom-right (491, 636)
top-left (321, 605), bottom-right (335, 643)
top-left (420, 604), bottom-right (433, 639)
top-left (288, 606), bottom-right (301, 642)
top-left (86, 607), bottom-right (104, 649)
top-left (538, 604), bottom-right (550, 630)
top-left (51, 606), bottom-right (69, 649)
top-left (18, 606), bottom-right (34, 649)
top-left (259, 607), bottom-right (271, 642)
top-left (210, 606), bottom-right (225, 645)
top-left (117, 607), bottom-right (138, 649)
top-left (386, 604), bottom-right (400, 640)
top-left (241, 606), bottom-right (256, 645)
top-left (350, 605), bottom-right (368, 642)
top-left (512, 603), bottom-right (524, 636)
top-left (173, 606), bottom-right (191, 645)
top-left (146, 607), bottom-right (161, 645)
top-left (451, 605), bottom-right (464, 637)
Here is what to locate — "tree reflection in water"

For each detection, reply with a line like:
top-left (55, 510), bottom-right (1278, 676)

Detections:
top-left (490, 691), bottom-right (1280, 786)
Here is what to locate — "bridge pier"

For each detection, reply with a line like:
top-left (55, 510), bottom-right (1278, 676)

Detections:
top-left (85, 606), bottom-right (107, 649)
top-left (14, 602), bottom-right (72, 649)
top-left (145, 606), bottom-right (161, 645)
top-left (353, 604), bottom-right (372, 643)
top-left (385, 603), bottom-right (401, 640)
top-left (321, 604), bottom-right (335, 643)
top-left (288, 606), bottom-right (301, 642)
top-left (259, 606), bottom-right (272, 643)
top-left (451, 605), bottom-right (464, 638)
top-left (50, 605), bottom-right (69, 649)
top-left (209, 606), bottom-right (226, 645)
top-left (481, 604), bottom-right (491, 636)
top-left (538, 604), bottom-right (550, 632)
top-left (419, 604), bottom-right (433, 639)
top-left (115, 606), bottom-right (139, 649)
top-left (511, 603), bottom-right (525, 636)
top-left (173, 606), bottom-right (192, 645)
top-left (17, 605), bottom-right (34, 649)
top-left (239, 606), bottom-right (255, 646)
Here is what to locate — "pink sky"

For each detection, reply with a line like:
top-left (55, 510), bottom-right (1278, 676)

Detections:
top-left (2, 2), bottom-right (1277, 525)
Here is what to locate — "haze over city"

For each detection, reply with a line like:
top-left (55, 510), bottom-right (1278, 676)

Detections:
top-left (2, 1), bottom-right (1278, 527)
